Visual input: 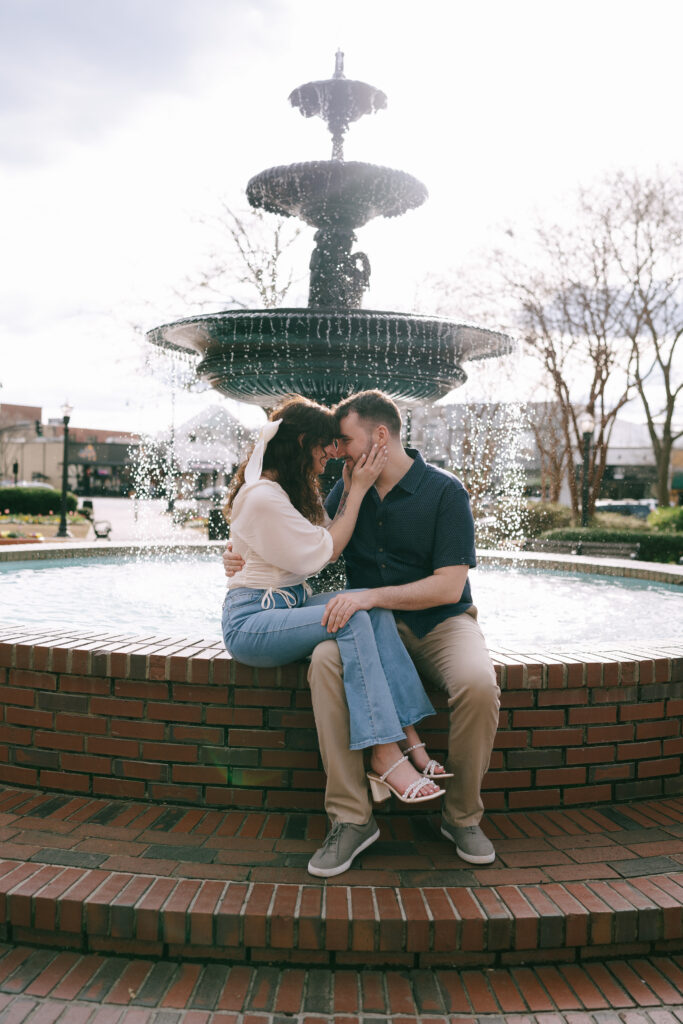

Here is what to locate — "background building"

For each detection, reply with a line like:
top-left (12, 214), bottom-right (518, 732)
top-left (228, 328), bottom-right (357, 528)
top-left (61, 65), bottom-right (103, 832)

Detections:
top-left (0, 403), bottom-right (140, 495)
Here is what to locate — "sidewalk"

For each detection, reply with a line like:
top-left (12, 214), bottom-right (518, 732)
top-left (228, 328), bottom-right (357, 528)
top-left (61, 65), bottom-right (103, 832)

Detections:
top-left (82, 497), bottom-right (207, 544)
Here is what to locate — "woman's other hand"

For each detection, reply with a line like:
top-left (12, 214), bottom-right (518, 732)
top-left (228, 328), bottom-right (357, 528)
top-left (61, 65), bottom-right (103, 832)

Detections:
top-left (223, 542), bottom-right (245, 578)
top-left (348, 444), bottom-right (388, 493)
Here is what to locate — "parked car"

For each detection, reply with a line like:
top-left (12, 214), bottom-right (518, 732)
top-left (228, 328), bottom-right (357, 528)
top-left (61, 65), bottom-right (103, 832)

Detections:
top-left (595, 499), bottom-right (657, 520)
top-left (194, 485), bottom-right (229, 502)
top-left (10, 480), bottom-right (55, 489)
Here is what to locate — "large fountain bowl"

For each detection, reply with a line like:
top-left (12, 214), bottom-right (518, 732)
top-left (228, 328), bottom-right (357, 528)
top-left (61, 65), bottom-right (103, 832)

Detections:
top-left (147, 309), bottom-right (513, 406)
top-left (247, 162), bottom-right (428, 229)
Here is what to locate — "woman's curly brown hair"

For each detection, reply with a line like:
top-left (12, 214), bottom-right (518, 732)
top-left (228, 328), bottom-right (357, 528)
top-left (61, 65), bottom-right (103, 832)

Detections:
top-left (224, 396), bottom-right (338, 524)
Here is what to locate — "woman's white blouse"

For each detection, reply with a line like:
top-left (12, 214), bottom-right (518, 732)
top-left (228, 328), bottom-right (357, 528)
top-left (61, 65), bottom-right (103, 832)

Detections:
top-left (227, 479), bottom-right (334, 591)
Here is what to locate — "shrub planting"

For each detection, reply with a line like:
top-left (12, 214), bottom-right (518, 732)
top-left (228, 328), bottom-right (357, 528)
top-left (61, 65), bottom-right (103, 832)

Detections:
top-left (0, 487), bottom-right (78, 515)
top-left (592, 511), bottom-right (649, 531)
top-left (522, 501), bottom-right (574, 537)
top-left (647, 506), bottom-right (683, 533)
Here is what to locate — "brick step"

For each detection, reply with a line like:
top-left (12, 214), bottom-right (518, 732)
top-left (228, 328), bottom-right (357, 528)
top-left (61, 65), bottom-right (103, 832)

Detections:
top-left (0, 786), bottom-right (681, 966)
top-left (2, 786), bottom-right (682, 889)
top-left (1, 855), bottom-right (682, 966)
top-left (0, 944), bottom-right (681, 1019)
top-left (0, 790), bottom-right (679, 966)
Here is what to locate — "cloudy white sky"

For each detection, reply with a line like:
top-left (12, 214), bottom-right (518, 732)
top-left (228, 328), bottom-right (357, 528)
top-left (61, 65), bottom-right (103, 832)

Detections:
top-left (1, 0), bottom-right (681, 435)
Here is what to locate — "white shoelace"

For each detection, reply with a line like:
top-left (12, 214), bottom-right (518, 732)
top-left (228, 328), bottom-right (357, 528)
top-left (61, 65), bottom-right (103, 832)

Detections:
top-left (321, 822), bottom-right (345, 851)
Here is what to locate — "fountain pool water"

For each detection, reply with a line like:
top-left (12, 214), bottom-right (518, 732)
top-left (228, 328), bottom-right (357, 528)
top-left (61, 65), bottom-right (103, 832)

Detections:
top-left (1, 554), bottom-right (681, 648)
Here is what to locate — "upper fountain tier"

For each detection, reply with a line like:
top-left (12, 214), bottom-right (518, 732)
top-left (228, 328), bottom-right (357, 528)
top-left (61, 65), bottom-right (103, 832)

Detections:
top-left (247, 161), bottom-right (427, 232)
top-left (290, 48), bottom-right (388, 162)
top-left (247, 51), bottom-right (427, 233)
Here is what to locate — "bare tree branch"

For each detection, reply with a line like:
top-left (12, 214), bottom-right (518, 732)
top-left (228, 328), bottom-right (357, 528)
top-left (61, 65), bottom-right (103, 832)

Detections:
top-left (489, 170), bottom-right (682, 513)
top-left (179, 203), bottom-right (304, 312)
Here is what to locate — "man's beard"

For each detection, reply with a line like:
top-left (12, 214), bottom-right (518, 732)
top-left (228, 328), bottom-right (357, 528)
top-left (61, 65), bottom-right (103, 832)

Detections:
top-left (348, 454), bottom-right (369, 472)
top-left (349, 439), bottom-right (375, 469)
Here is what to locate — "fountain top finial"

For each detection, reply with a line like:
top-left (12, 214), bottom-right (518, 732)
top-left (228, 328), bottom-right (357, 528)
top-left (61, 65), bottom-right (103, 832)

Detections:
top-left (334, 49), bottom-right (345, 78)
top-left (289, 53), bottom-right (387, 160)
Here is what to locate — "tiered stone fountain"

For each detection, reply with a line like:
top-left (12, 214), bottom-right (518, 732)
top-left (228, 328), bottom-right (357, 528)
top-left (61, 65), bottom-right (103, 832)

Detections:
top-left (147, 52), bottom-right (512, 405)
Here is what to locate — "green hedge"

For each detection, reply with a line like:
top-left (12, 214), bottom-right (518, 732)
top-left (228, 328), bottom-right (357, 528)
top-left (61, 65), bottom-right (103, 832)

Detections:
top-left (542, 528), bottom-right (683, 563)
top-left (0, 487), bottom-right (78, 515)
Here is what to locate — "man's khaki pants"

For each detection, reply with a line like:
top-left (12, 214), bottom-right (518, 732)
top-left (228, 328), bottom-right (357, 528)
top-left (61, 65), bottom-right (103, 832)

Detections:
top-left (307, 610), bottom-right (500, 827)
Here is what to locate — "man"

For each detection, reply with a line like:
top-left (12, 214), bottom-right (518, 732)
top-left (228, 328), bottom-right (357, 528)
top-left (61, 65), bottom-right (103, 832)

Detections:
top-left (224, 389), bottom-right (500, 877)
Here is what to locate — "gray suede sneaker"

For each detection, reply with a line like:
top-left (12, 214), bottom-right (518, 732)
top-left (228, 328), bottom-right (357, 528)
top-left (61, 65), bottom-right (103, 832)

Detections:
top-left (440, 820), bottom-right (495, 864)
top-left (307, 818), bottom-right (380, 877)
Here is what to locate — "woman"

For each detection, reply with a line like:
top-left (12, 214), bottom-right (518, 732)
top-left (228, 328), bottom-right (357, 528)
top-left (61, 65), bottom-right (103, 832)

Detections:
top-left (221, 395), bottom-right (451, 807)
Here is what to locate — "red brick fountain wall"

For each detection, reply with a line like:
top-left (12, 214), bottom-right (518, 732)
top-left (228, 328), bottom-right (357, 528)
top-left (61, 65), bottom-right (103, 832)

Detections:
top-left (0, 629), bottom-right (680, 811)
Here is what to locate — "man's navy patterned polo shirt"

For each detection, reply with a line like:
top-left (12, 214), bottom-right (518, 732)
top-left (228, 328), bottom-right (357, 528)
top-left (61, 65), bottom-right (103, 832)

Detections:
top-left (325, 448), bottom-right (476, 638)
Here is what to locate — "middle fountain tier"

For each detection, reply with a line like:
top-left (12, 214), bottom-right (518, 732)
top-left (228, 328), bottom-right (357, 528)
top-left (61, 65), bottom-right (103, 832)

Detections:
top-left (148, 52), bottom-right (512, 407)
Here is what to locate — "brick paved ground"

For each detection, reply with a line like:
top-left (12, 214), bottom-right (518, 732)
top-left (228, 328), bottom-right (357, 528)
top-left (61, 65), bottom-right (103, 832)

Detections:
top-left (0, 785), bottom-right (681, 968)
top-left (0, 785), bottom-right (681, 888)
top-left (0, 944), bottom-right (680, 1021)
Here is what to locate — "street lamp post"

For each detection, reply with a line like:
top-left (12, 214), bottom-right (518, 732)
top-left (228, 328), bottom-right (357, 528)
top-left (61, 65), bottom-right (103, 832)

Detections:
top-left (56, 402), bottom-right (74, 538)
top-left (579, 410), bottom-right (595, 529)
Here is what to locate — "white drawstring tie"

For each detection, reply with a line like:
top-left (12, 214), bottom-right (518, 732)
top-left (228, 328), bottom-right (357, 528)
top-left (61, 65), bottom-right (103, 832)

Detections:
top-left (260, 582), bottom-right (312, 610)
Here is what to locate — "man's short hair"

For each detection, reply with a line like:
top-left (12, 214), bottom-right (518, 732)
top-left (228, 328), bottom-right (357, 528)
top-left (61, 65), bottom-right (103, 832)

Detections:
top-left (335, 390), bottom-right (402, 437)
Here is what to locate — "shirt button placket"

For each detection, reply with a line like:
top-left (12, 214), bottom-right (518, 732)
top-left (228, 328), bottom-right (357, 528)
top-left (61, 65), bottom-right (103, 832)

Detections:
top-left (376, 513), bottom-right (386, 571)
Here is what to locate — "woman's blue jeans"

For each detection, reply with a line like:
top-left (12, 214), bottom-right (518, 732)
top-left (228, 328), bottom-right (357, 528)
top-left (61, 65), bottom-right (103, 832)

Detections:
top-left (222, 586), bottom-right (435, 750)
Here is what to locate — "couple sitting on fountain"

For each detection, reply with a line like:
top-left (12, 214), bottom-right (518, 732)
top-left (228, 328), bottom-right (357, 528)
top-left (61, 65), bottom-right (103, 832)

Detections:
top-left (222, 390), bottom-right (500, 877)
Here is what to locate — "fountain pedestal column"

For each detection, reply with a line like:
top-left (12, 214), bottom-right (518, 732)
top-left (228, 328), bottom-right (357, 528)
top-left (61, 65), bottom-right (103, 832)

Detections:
top-left (309, 228), bottom-right (370, 308)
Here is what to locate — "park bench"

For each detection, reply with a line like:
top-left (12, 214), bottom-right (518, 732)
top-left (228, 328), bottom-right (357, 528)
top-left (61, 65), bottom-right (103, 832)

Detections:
top-left (523, 538), bottom-right (641, 559)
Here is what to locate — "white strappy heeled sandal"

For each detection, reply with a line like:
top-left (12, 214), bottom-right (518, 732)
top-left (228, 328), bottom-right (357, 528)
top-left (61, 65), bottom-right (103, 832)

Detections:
top-left (367, 754), bottom-right (445, 804)
top-left (400, 741), bottom-right (454, 779)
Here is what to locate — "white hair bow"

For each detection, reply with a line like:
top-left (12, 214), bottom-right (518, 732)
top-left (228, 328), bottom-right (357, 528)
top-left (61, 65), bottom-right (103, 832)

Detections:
top-left (244, 419), bottom-right (282, 485)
